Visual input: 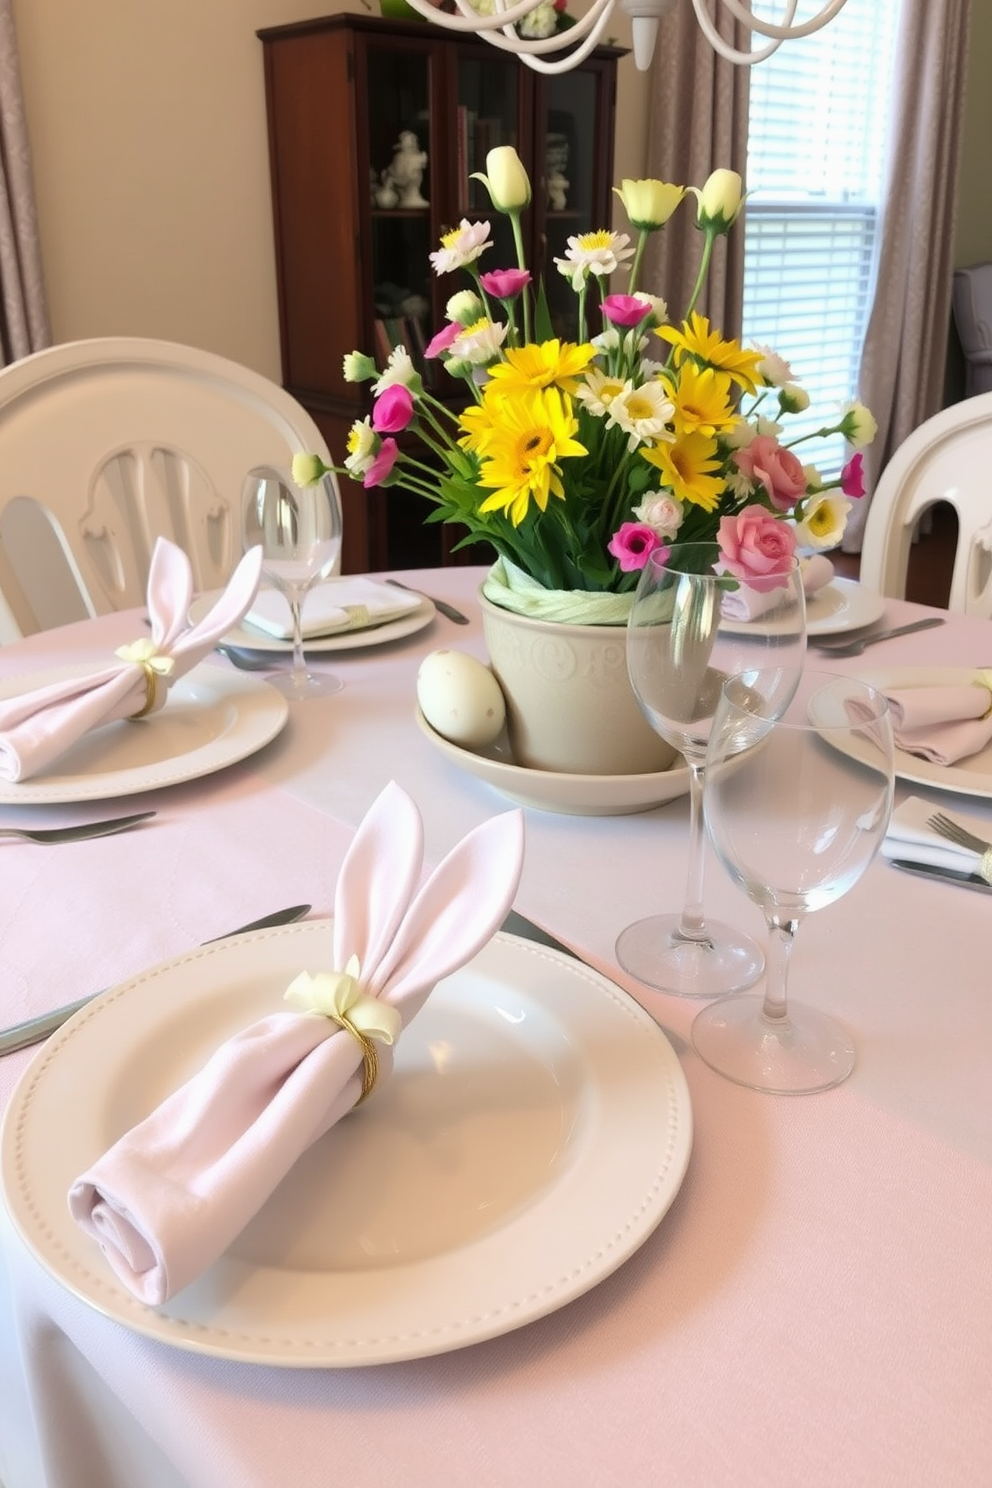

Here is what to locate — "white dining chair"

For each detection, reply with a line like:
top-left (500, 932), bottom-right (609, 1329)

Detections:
top-left (858, 392), bottom-right (992, 618)
top-left (0, 337), bottom-right (338, 642)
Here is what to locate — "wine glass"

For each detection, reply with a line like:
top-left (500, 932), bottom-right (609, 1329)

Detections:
top-left (242, 464), bottom-right (344, 700)
top-left (615, 544), bottom-right (806, 997)
top-left (692, 669), bottom-right (895, 1094)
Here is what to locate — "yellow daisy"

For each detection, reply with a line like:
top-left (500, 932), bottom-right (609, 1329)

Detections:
top-left (484, 340), bottom-right (596, 396)
top-left (641, 431), bottom-right (725, 513)
top-left (475, 386), bottom-right (587, 526)
top-left (656, 312), bottom-right (765, 394)
top-left (663, 361), bottom-right (738, 440)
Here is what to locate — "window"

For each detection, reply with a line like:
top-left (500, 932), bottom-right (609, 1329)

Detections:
top-left (741, 0), bottom-right (902, 477)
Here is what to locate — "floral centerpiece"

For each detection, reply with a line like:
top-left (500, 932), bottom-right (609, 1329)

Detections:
top-left (294, 145), bottom-right (876, 628)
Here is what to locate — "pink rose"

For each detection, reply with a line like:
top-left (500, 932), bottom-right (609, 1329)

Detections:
top-left (424, 322), bottom-right (461, 359)
top-left (718, 506), bottom-right (797, 592)
top-left (841, 451), bottom-right (866, 498)
top-left (601, 294), bottom-right (653, 328)
top-left (363, 437), bottom-right (399, 488)
top-left (372, 383), bottom-right (414, 434)
top-left (733, 434), bottom-right (807, 512)
top-left (479, 268), bottom-right (532, 299)
top-left (608, 523), bottom-right (667, 573)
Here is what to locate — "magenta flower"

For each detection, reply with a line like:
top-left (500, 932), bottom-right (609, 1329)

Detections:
top-left (841, 451), bottom-right (866, 498)
top-left (608, 523), bottom-right (666, 573)
top-left (479, 268), bottom-right (532, 300)
top-left (717, 505), bottom-right (797, 592)
top-left (601, 294), bottom-right (652, 328)
top-left (363, 437), bottom-right (399, 489)
top-left (733, 434), bottom-right (807, 512)
top-left (424, 322), bottom-right (461, 359)
top-left (372, 383), bottom-right (414, 434)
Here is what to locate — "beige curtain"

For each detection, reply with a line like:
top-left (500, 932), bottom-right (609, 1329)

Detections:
top-left (0, 0), bottom-right (50, 367)
top-left (844, 0), bottom-right (971, 551)
top-left (641, 3), bottom-right (751, 339)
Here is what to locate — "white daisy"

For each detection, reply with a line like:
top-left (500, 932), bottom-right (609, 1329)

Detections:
top-left (429, 219), bottom-right (493, 275)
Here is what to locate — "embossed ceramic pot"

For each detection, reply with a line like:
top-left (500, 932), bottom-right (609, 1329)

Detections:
top-left (479, 591), bottom-right (677, 776)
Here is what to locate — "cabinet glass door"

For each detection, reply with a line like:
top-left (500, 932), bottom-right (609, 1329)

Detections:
top-left (540, 71), bottom-right (602, 342)
top-left (367, 47), bottom-right (433, 376)
top-left (456, 56), bottom-right (520, 276)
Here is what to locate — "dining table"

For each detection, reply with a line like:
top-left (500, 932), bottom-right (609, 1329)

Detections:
top-left (0, 564), bottom-right (990, 1488)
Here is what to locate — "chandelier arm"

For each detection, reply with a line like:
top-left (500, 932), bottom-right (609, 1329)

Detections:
top-left (481, 0), bottom-right (618, 60)
top-left (498, 15), bottom-right (619, 71)
top-left (398, 0), bottom-right (566, 33)
top-left (691, 0), bottom-right (789, 62)
top-left (715, 0), bottom-right (851, 42)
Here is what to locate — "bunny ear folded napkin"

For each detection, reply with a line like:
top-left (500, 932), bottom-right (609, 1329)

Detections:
top-left (883, 671), bottom-right (992, 766)
top-left (0, 538), bottom-right (263, 783)
top-left (69, 782), bottom-right (525, 1306)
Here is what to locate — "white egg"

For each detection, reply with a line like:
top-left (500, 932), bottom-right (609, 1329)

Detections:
top-left (417, 650), bottom-right (506, 749)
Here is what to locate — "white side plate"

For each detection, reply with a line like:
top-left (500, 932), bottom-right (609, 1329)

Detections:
top-left (1, 923), bottom-right (692, 1367)
top-left (0, 663), bottom-right (288, 803)
top-left (189, 590), bottom-right (435, 653)
top-left (857, 665), bottom-right (992, 798)
top-left (722, 577), bottom-right (886, 638)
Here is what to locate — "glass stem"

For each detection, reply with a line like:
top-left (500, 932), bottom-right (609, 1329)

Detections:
top-left (677, 762), bottom-right (710, 944)
top-left (288, 590), bottom-right (308, 687)
top-left (762, 918), bottom-right (800, 1022)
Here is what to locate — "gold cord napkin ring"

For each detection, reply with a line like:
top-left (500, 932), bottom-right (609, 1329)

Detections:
top-left (115, 640), bottom-right (176, 720)
top-left (975, 669), bottom-right (992, 721)
top-left (283, 960), bottom-right (402, 1106)
top-left (336, 1014), bottom-right (379, 1104)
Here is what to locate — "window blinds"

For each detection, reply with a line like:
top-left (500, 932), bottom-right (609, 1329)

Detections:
top-left (741, 0), bottom-right (902, 478)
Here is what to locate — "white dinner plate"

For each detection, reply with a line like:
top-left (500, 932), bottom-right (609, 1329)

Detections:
top-left (0, 663), bottom-right (288, 804)
top-left (1, 922), bottom-right (692, 1367)
top-left (721, 577), bottom-right (886, 639)
top-left (189, 588), bottom-right (435, 653)
top-left (415, 708), bottom-right (692, 816)
top-left (857, 666), bottom-right (992, 799)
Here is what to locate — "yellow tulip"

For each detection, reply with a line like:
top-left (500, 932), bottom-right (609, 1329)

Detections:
top-left (474, 146), bottom-right (532, 213)
top-left (692, 169), bottom-right (745, 234)
top-left (613, 178), bottom-right (685, 231)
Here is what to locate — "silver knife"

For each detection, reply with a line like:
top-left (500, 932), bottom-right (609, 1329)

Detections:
top-left (0, 904), bottom-right (313, 1056)
top-left (889, 859), bottom-right (992, 895)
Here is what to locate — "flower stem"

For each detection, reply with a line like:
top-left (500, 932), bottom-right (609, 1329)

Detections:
top-left (509, 211), bottom-right (532, 343)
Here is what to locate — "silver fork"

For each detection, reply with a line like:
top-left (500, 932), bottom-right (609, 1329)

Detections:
top-left (0, 811), bottom-right (156, 845)
top-left (927, 811), bottom-right (992, 885)
top-left (812, 615), bottom-right (946, 658)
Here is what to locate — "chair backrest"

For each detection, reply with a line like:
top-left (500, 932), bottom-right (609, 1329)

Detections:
top-left (0, 337), bottom-right (337, 642)
top-left (859, 393), bottom-right (992, 617)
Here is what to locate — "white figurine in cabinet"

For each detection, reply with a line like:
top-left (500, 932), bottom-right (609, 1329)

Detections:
top-left (377, 131), bottom-right (429, 209)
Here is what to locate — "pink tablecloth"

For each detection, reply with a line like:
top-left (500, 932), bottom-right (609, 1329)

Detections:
top-left (1, 569), bottom-right (991, 1488)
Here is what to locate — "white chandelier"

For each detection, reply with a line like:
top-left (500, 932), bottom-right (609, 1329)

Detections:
top-left (397, 0), bottom-right (851, 74)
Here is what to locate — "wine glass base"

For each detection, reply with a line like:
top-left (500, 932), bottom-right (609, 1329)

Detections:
top-left (267, 669), bottom-right (343, 701)
top-left (615, 914), bottom-right (764, 998)
top-left (691, 995), bottom-right (855, 1094)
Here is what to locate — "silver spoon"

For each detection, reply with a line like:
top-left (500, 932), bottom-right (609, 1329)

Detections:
top-left (0, 810), bottom-right (156, 845)
top-left (812, 615), bottom-right (945, 657)
top-left (216, 644), bottom-right (282, 672)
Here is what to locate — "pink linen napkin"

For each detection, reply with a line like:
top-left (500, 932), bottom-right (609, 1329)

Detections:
top-left (68, 781), bottom-right (525, 1306)
top-left (885, 673), bottom-right (992, 765)
top-left (0, 538), bottom-right (263, 783)
top-left (720, 554), bottom-right (834, 622)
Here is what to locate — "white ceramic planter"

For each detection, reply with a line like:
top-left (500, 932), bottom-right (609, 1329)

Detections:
top-left (479, 590), bottom-right (677, 776)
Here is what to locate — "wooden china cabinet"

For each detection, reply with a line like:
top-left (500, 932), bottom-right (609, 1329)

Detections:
top-left (257, 12), bottom-right (626, 574)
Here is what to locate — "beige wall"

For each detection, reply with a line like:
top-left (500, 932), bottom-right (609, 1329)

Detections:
top-left (12, 0), bottom-right (649, 384)
top-left (11, 1), bottom-right (989, 385)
